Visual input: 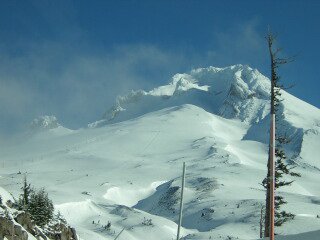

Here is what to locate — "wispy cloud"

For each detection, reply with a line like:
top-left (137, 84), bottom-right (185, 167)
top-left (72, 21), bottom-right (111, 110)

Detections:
top-left (0, 42), bottom-right (189, 135)
top-left (0, 20), bottom-right (266, 136)
top-left (205, 19), bottom-right (268, 69)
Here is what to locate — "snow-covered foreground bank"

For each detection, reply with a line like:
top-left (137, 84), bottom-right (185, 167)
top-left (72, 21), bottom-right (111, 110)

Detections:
top-left (1, 65), bottom-right (320, 239)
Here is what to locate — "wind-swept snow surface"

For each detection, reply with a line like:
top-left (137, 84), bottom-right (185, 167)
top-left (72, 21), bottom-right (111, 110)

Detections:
top-left (1, 65), bottom-right (320, 240)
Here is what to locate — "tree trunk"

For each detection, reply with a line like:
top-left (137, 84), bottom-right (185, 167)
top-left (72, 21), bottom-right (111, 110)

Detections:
top-left (265, 32), bottom-right (276, 239)
top-left (264, 154), bottom-right (270, 237)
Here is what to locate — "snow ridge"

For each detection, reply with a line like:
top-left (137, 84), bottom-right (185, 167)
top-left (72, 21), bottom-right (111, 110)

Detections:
top-left (89, 64), bottom-right (319, 162)
top-left (91, 65), bottom-right (270, 128)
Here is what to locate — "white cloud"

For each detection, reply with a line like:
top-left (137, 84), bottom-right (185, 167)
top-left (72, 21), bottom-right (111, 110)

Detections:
top-left (205, 19), bottom-right (268, 69)
top-left (0, 20), bottom-right (267, 136)
top-left (0, 42), bottom-right (189, 135)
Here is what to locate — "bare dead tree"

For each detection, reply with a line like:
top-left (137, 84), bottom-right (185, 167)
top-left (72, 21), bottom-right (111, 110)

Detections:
top-left (263, 31), bottom-right (299, 238)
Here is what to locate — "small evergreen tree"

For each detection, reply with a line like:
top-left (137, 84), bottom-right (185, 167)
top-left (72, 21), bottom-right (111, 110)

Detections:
top-left (0, 194), bottom-right (2, 205)
top-left (54, 211), bottom-right (67, 224)
top-left (27, 188), bottom-right (54, 227)
top-left (17, 174), bottom-right (33, 210)
top-left (273, 127), bottom-right (300, 226)
top-left (22, 174), bottom-right (32, 208)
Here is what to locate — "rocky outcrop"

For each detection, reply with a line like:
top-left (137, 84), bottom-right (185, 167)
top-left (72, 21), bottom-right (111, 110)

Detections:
top-left (0, 214), bottom-right (29, 240)
top-left (0, 201), bottom-right (77, 240)
top-left (45, 223), bottom-right (78, 240)
top-left (15, 212), bottom-right (36, 236)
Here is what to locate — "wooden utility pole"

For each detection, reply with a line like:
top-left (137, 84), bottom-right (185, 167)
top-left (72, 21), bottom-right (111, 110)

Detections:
top-left (176, 162), bottom-right (186, 240)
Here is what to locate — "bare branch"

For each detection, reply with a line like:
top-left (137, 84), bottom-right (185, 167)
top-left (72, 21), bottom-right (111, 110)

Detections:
top-left (282, 84), bottom-right (295, 90)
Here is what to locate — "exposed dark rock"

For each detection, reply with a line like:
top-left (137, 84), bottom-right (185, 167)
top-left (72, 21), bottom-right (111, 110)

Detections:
top-left (0, 204), bottom-right (78, 240)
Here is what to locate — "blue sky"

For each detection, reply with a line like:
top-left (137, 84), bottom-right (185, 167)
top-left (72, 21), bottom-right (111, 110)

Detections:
top-left (0, 0), bottom-right (319, 135)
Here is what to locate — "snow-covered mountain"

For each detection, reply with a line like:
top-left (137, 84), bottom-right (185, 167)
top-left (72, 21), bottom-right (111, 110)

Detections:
top-left (30, 115), bottom-right (61, 130)
top-left (26, 115), bottom-right (73, 139)
top-left (90, 65), bottom-right (271, 127)
top-left (92, 65), bottom-right (319, 168)
top-left (0, 65), bottom-right (319, 240)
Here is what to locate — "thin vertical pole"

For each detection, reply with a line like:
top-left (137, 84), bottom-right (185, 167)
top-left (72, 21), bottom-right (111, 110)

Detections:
top-left (12, 222), bottom-right (14, 240)
top-left (176, 162), bottom-right (186, 240)
top-left (23, 173), bottom-right (27, 209)
top-left (269, 113), bottom-right (275, 240)
top-left (114, 228), bottom-right (125, 240)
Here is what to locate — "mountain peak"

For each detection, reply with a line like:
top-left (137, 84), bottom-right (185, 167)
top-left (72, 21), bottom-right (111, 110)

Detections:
top-left (90, 65), bottom-right (271, 128)
top-left (30, 115), bottom-right (60, 130)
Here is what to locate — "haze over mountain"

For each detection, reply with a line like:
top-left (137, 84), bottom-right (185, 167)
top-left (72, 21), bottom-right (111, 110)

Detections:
top-left (1, 65), bottom-right (319, 240)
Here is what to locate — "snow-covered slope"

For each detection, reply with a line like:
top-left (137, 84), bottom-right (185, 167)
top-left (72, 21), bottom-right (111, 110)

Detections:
top-left (92, 64), bottom-right (320, 170)
top-left (90, 65), bottom-right (271, 128)
top-left (0, 65), bottom-right (319, 240)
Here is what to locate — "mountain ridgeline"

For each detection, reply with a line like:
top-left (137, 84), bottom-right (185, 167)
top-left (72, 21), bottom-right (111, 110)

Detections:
top-left (91, 64), bottom-right (320, 168)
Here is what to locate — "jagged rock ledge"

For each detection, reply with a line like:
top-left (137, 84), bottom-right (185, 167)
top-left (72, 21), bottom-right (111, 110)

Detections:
top-left (0, 200), bottom-right (78, 240)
